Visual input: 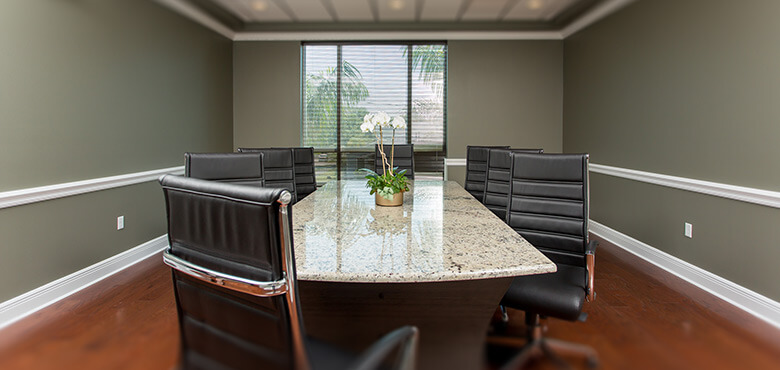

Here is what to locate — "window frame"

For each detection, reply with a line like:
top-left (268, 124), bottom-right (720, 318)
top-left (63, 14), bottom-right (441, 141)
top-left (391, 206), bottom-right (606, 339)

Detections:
top-left (301, 41), bottom-right (448, 181)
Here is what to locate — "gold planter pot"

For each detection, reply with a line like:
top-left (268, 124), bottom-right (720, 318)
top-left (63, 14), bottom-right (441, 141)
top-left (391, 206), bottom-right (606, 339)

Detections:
top-left (375, 191), bottom-right (403, 207)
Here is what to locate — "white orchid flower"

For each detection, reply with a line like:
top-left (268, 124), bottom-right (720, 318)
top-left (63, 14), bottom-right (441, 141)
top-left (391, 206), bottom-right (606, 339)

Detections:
top-left (371, 111), bottom-right (392, 127)
top-left (360, 121), bottom-right (375, 133)
top-left (363, 113), bottom-right (373, 124)
top-left (391, 116), bottom-right (407, 129)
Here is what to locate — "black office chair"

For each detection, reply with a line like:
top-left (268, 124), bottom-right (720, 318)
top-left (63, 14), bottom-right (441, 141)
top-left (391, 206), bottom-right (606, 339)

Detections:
top-left (490, 153), bottom-right (598, 369)
top-left (285, 147), bottom-right (317, 200)
top-left (464, 145), bottom-right (510, 202)
top-left (160, 175), bottom-right (419, 370)
top-left (184, 152), bottom-right (264, 187)
top-left (483, 148), bottom-right (543, 221)
top-left (238, 148), bottom-right (298, 203)
top-left (375, 144), bottom-right (414, 179)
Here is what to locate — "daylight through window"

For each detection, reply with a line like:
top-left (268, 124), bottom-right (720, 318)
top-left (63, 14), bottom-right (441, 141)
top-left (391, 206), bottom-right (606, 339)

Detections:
top-left (302, 42), bottom-right (447, 182)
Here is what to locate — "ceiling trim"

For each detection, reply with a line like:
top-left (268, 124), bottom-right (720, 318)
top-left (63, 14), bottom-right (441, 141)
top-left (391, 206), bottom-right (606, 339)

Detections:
top-left (154, 0), bottom-right (235, 39)
top-left (561, 0), bottom-right (637, 38)
top-left (157, 0), bottom-right (637, 41)
top-left (234, 30), bottom-right (563, 41)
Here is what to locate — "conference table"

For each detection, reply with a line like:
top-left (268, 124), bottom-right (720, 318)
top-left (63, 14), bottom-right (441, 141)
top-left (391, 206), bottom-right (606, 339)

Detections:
top-left (292, 180), bottom-right (555, 369)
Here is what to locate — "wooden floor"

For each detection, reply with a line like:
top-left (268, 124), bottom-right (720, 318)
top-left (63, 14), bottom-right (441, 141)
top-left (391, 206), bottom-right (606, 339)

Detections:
top-left (1, 236), bottom-right (780, 370)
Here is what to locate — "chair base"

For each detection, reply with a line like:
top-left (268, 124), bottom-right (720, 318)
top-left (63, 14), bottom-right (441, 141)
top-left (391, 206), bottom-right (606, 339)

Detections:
top-left (488, 312), bottom-right (598, 370)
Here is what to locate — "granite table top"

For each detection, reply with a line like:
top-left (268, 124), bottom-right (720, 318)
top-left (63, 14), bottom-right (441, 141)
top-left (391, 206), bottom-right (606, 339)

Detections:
top-left (292, 180), bottom-right (556, 283)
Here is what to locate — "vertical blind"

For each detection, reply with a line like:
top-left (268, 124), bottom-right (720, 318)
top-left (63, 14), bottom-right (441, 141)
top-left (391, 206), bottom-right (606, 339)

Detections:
top-left (302, 42), bottom-right (447, 182)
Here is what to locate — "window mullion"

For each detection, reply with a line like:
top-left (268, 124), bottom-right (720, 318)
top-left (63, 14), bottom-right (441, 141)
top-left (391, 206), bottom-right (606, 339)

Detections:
top-left (406, 45), bottom-right (413, 145)
top-left (336, 45), bottom-right (343, 180)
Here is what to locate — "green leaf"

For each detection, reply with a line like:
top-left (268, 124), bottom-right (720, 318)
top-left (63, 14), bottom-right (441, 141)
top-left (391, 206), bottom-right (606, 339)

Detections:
top-left (357, 168), bottom-right (380, 178)
top-left (378, 186), bottom-right (395, 200)
top-left (357, 164), bottom-right (408, 196)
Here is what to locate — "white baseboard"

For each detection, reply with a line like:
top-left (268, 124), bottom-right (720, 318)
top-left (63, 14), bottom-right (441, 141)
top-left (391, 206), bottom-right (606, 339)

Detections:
top-left (0, 235), bottom-right (169, 330)
top-left (590, 220), bottom-right (780, 329)
top-left (6, 224), bottom-right (780, 332)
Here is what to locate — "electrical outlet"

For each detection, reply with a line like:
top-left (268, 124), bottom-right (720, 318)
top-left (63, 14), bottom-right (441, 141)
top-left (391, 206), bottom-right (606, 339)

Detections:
top-left (684, 222), bottom-right (692, 238)
top-left (117, 216), bottom-right (125, 230)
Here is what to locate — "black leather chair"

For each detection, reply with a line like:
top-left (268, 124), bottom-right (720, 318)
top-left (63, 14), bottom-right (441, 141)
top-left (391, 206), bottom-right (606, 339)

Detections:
top-left (184, 152), bottom-right (264, 187)
top-left (160, 175), bottom-right (419, 370)
top-left (375, 144), bottom-right (414, 179)
top-left (464, 145), bottom-right (510, 202)
top-left (238, 148), bottom-right (298, 203)
top-left (286, 147), bottom-right (317, 200)
top-left (490, 153), bottom-right (598, 369)
top-left (483, 148), bottom-right (543, 221)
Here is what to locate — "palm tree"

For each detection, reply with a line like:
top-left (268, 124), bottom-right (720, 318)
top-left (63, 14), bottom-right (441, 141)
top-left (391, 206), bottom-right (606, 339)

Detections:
top-left (304, 61), bottom-right (369, 149)
top-left (404, 44), bottom-right (446, 152)
top-left (406, 44), bottom-right (446, 97)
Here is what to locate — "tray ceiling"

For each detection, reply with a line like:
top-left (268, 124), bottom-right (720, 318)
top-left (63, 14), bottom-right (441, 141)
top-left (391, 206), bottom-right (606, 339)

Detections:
top-left (157, 0), bottom-right (636, 39)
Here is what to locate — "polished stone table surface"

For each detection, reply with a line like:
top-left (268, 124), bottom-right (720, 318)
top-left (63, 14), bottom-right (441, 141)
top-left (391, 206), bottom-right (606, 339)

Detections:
top-left (292, 180), bottom-right (555, 282)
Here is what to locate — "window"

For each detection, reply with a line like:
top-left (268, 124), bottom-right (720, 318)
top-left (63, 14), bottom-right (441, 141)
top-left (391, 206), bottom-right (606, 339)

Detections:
top-left (302, 42), bottom-right (447, 182)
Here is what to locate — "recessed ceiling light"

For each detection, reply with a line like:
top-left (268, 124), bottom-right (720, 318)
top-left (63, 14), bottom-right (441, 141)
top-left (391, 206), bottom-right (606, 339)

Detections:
top-left (389, 0), bottom-right (405, 11)
top-left (252, 0), bottom-right (268, 12)
top-left (527, 0), bottom-right (544, 10)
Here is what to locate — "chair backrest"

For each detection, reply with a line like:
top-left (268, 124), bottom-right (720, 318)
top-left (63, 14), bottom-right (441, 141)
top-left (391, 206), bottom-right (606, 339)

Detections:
top-left (160, 175), bottom-right (307, 370)
top-left (507, 153), bottom-right (589, 268)
top-left (184, 152), bottom-right (264, 187)
top-left (483, 148), bottom-right (543, 221)
top-left (238, 148), bottom-right (298, 203)
top-left (375, 144), bottom-right (414, 179)
top-left (464, 145), bottom-right (510, 202)
top-left (287, 147), bottom-right (317, 200)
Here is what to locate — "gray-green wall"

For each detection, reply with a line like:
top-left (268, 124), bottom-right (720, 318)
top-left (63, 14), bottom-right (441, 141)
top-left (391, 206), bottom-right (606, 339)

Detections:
top-left (233, 42), bottom-right (301, 149)
top-left (232, 40), bottom-right (564, 184)
top-left (448, 40), bottom-right (563, 184)
top-left (0, 0), bottom-right (233, 301)
top-left (563, 0), bottom-right (780, 299)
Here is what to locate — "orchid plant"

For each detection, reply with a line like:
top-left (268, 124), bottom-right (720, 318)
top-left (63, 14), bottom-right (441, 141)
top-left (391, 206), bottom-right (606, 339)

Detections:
top-left (358, 111), bottom-right (410, 200)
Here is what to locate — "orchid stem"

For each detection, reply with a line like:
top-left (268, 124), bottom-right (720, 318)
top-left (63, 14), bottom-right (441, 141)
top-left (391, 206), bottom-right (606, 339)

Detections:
top-left (390, 128), bottom-right (395, 175)
top-left (379, 127), bottom-right (388, 176)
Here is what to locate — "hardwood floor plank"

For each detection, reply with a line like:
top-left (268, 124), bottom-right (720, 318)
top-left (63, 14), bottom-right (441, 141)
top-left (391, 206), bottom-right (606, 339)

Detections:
top-left (0, 236), bottom-right (779, 369)
top-left (493, 235), bottom-right (780, 370)
top-left (0, 255), bottom-right (179, 370)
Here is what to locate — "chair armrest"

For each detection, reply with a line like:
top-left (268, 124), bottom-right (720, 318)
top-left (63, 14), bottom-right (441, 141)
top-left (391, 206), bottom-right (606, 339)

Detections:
top-left (348, 326), bottom-right (419, 370)
top-left (585, 240), bottom-right (598, 302)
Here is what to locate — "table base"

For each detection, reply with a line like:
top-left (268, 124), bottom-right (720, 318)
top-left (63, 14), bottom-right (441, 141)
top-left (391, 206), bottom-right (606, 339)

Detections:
top-left (299, 277), bottom-right (513, 370)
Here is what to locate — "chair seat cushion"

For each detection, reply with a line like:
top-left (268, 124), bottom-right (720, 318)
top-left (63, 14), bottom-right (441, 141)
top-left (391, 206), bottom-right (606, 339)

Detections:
top-left (307, 336), bottom-right (357, 370)
top-left (501, 264), bottom-right (586, 321)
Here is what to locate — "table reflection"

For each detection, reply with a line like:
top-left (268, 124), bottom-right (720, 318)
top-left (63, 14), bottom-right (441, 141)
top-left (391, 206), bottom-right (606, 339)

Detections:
top-left (292, 180), bottom-right (554, 282)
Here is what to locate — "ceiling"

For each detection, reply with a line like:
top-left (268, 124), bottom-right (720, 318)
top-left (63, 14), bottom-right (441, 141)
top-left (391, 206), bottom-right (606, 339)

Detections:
top-left (156, 0), bottom-right (636, 40)
top-left (208, 0), bottom-right (583, 23)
